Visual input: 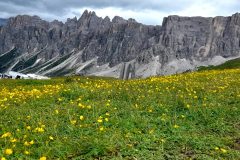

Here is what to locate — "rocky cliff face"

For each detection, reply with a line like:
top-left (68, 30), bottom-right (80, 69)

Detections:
top-left (0, 11), bottom-right (239, 79)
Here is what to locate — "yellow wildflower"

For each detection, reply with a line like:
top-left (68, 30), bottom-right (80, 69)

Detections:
top-left (220, 148), bottom-right (227, 153)
top-left (97, 119), bottom-right (103, 123)
top-left (39, 156), bottom-right (47, 160)
top-left (29, 140), bottom-right (34, 145)
top-left (35, 127), bottom-right (45, 133)
top-left (173, 124), bottom-right (179, 128)
top-left (4, 149), bottom-right (13, 155)
top-left (79, 115), bottom-right (84, 120)
top-left (99, 126), bottom-right (104, 131)
top-left (10, 138), bottom-right (17, 143)
top-left (1, 132), bottom-right (11, 138)
top-left (87, 105), bottom-right (91, 109)
top-left (24, 141), bottom-right (30, 146)
top-left (49, 136), bottom-right (54, 140)
top-left (26, 126), bottom-right (31, 130)
top-left (160, 138), bottom-right (165, 143)
top-left (70, 120), bottom-right (77, 125)
top-left (55, 109), bottom-right (59, 114)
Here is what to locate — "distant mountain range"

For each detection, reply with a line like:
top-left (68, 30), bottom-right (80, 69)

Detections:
top-left (0, 11), bottom-right (240, 79)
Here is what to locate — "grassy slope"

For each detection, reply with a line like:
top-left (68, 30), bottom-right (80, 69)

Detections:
top-left (198, 58), bottom-right (240, 71)
top-left (0, 69), bottom-right (240, 159)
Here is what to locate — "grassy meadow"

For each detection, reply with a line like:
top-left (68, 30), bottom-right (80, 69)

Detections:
top-left (0, 68), bottom-right (240, 159)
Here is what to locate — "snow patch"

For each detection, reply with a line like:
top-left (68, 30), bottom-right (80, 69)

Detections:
top-left (7, 71), bottom-right (49, 79)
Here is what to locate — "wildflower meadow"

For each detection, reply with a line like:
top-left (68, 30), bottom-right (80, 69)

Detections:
top-left (0, 69), bottom-right (240, 159)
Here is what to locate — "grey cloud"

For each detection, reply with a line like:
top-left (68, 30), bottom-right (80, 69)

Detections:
top-left (0, 0), bottom-right (189, 17)
top-left (38, 0), bottom-right (189, 12)
top-left (0, 0), bottom-right (190, 23)
top-left (0, 0), bottom-right (239, 25)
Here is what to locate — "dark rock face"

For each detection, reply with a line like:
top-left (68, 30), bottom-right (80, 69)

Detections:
top-left (156, 14), bottom-right (240, 62)
top-left (0, 11), bottom-right (239, 79)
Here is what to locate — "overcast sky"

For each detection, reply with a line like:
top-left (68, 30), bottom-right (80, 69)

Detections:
top-left (0, 0), bottom-right (239, 25)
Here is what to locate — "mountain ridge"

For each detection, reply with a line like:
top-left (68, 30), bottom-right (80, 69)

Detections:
top-left (0, 10), bottom-right (240, 79)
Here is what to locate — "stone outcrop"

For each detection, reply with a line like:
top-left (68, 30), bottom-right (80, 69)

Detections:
top-left (119, 62), bottom-right (136, 80)
top-left (0, 11), bottom-right (239, 79)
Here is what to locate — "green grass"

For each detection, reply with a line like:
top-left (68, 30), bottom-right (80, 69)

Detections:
top-left (0, 69), bottom-right (240, 159)
top-left (198, 58), bottom-right (240, 71)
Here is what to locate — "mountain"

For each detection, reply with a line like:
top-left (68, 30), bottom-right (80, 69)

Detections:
top-left (0, 11), bottom-right (240, 79)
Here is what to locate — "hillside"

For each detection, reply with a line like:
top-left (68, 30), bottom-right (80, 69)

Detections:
top-left (0, 69), bottom-right (240, 159)
top-left (198, 58), bottom-right (240, 71)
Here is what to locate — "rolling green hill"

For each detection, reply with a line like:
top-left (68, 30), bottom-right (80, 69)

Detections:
top-left (198, 58), bottom-right (240, 71)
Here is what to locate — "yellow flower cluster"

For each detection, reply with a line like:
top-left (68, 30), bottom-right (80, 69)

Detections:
top-left (0, 84), bottom-right (63, 109)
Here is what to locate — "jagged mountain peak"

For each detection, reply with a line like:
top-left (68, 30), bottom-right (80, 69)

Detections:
top-left (7, 15), bottom-right (49, 29)
top-left (232, 12), bottom-right (240, 17)
top-left (66, 17), bottom-right (78, 24)
top-left (80, 10), bottom-right (98, 20)
top-left (112, 16), bottom-right (128, 23)
top-left (50, 20), bottom-right (64, 27)
top-left (81, 9), bottom-right (90, 17)
top-left (9, 15), bottom-right (43, 23)
top-left (103, 16), bottom-right (111, 22)
top-left (128, 18), bottom-right (137, 23)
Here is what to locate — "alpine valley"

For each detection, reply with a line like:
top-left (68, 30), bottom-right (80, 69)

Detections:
top-left (0, 11), bottom-right (240, 79)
